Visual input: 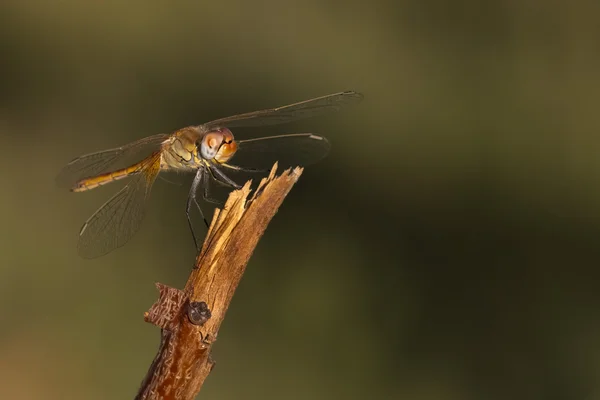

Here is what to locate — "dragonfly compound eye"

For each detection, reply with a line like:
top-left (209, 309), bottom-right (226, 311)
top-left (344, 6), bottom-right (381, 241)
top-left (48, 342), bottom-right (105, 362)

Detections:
top-left (215, 140), bottom-right (237, 164)
top-left (215, 128), bottom-right (237, 163)
top-left (200, 132), bottom-right (224, 159)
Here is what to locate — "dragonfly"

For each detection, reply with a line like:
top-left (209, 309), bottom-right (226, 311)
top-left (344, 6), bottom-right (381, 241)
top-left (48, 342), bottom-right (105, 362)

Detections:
top-left (57, 90), bottom-right (363, 259)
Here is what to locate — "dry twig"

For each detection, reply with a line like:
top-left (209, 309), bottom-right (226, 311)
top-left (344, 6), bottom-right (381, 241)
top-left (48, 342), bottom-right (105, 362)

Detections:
top-left (135, 163), bottom-right (303, 399)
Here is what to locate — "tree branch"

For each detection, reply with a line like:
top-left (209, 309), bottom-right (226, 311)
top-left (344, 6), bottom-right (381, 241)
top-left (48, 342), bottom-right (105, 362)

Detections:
top-left (135, 163), bottom-right (303, 400)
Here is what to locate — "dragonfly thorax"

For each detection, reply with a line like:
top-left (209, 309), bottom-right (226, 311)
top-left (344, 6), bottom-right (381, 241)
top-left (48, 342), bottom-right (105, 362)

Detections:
top-left (160, 127), bottom-right (237, 170)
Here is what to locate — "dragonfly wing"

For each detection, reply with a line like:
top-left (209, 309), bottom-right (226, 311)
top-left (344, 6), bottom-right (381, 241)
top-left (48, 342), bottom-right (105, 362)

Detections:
top-left (204, 133), bottom-right (330, 203)
top-left (77, 153), bottom-right (161, 258)
top-left (203, 91), bottom-right (363, 129)
top-left (56, 133), bottom-right (169, 190)
top-left (225, 133), bottom-right (331, 171)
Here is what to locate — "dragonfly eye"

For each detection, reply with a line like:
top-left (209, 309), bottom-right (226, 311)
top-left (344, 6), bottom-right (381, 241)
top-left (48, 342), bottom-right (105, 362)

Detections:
top-left (200, 132), bottom-right (224, 159)
top-left (215, 129), bottom-right (237, 163)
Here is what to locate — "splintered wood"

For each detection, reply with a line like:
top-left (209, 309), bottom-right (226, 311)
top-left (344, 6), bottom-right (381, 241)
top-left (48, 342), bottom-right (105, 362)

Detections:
top-left (136, 163), bottom-right (303, 400)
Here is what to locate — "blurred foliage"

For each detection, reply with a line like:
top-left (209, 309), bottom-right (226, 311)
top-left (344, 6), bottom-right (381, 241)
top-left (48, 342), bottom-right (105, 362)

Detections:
top-left (1, 1), bottom-right (600, 399)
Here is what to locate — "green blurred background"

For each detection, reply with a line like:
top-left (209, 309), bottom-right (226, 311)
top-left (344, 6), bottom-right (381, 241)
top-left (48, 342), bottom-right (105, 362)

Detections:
top-left (2, 1), bottom-right (600, 399)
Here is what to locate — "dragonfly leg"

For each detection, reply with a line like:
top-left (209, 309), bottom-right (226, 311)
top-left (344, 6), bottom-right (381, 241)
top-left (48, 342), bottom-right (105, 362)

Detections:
top-left (186, 168), bottom-right (207, 252)
top-left (209, 165), bottom-right (242, 189)
top-left (202, 169), bottom-right (221, 205)
top-left (220, 163), bottom-right (268, 174)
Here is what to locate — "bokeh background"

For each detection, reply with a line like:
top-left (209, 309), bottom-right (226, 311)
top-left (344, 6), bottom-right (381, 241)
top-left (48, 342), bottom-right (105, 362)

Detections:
top-left (2, 1), bottom-right (600, 399)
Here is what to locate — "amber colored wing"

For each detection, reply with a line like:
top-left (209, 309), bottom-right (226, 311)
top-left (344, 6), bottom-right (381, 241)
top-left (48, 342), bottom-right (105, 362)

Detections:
top-left (77, 152), bottom-right (162, 258)
top-left (202, 91), bottom-right (363, 129)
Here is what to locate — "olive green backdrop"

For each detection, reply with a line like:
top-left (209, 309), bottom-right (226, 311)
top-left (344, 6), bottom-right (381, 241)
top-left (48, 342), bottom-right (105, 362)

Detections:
top-left (1, 1), bottom-right (600, 399)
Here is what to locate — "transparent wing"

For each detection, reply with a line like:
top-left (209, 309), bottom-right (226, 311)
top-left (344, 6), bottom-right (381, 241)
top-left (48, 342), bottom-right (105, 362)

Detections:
top-left (226, 133), bottom-right (331, 171)
top-left (56, 134), bottom-right (169, 190)
top-left (77, 153), bottom-right (161, 259)
top-left (202, 133), bottom-right (330, 204)
top-left (203, 91), bottom-right (363, 129)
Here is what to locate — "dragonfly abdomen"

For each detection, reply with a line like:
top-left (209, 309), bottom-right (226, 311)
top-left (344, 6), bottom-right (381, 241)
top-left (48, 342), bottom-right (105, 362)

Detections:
top-left (72, 163), bottom-right (143, 192)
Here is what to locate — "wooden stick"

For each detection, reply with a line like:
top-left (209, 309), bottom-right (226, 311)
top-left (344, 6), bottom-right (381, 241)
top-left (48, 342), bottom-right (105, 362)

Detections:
top-left (135, 163), bottom-right (303, 400)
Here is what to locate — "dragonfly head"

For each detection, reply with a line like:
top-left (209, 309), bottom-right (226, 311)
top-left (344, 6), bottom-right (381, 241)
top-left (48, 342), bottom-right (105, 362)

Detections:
top-left (199, 128), bottom-right (238, 163)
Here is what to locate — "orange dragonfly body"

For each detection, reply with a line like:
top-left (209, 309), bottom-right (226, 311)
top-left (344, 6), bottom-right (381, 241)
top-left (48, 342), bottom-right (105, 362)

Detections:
top-left (57, 91), bottom-right (362, 258)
